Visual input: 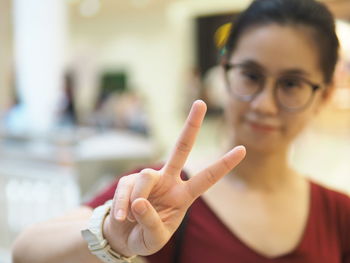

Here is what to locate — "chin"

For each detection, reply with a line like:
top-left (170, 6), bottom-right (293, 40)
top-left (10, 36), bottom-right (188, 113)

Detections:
top-left (245, 140), bottom-right (284, 154)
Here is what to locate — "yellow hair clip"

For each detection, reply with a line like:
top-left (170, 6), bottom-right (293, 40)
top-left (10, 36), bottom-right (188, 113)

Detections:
top-left (214, 22), bottom-right (232, 50)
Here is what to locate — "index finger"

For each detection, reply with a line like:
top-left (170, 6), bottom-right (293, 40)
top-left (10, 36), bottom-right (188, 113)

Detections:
top-left (162, 100), bottom-right (207, 177)
top-left (186, 145), bottom-right (246, 199)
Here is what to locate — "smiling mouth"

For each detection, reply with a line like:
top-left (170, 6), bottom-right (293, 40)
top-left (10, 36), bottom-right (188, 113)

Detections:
top-left (248, 121), bottom-right (279, 132)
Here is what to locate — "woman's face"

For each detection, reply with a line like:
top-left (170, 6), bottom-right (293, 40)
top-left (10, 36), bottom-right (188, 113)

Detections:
top-left (225, 24), bottom-right (330, 153)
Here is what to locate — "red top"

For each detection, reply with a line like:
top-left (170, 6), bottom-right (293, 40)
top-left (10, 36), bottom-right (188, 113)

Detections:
top-left (86, 167), bottom-right (350, 263)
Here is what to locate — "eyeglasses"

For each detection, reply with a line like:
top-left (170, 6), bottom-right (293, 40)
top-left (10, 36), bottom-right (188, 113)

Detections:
top-left (223, 63), bottom-right (322, 112)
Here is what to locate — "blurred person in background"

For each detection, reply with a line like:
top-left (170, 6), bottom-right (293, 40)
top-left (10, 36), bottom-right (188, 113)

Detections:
top-left (12, 0), bottom-right (350, 263)
top-left (91, 90), bottom-right (149, 135)
top-left (58, 73), bottom-right (78, 127)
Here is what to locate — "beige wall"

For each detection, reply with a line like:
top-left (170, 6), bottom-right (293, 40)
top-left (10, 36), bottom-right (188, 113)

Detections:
top-left (0, 0), bottom-right (251, 149)
top-left (67, 0), bottom-right (251, 152)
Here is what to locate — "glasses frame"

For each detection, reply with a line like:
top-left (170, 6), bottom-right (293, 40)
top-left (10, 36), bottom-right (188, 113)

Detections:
top-left (223, 63), bottom-right (322, 112)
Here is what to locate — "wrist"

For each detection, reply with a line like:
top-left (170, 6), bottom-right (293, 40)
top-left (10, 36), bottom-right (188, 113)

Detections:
top-left (81, 200), bottom-right (136, 263)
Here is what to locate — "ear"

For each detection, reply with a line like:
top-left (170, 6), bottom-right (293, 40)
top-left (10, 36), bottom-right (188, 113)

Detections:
top-left (313, 82), bottom-right (335, 115)
top-left (321, 81), bottom-right (336, 105)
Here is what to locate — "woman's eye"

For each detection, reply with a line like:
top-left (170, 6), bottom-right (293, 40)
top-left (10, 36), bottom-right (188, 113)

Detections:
top-left (281, 79), bottom-right (301, 88)
top-left (242, 71), bottom-right (261, 82)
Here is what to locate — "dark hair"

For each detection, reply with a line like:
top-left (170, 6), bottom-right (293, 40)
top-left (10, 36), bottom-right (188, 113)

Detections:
top-left (225, 0), bottom-right (339, 84)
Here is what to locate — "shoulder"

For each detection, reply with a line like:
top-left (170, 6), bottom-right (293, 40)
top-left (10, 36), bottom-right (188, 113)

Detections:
top-left (310, 180), bottom-right (350, 222)
top-left (310, 181), bottom-right (350, 252)
top-left (310, 181), bottom-right (350, 212)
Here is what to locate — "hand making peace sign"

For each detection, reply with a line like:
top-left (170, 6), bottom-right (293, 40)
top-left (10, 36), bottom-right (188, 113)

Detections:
top-left (103, 100), bottom-right (246, 257)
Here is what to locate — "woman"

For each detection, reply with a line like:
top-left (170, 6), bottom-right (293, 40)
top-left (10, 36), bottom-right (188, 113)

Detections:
top-left (12, 0), bottom-right (350, 262)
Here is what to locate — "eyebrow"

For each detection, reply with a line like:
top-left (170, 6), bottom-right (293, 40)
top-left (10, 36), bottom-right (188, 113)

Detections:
top-left (236, 59), bottom-right (311, 78)
top-left (237, 60), bottom-right (265, 72)
top-left (279, 69), bottom-right (311, 78)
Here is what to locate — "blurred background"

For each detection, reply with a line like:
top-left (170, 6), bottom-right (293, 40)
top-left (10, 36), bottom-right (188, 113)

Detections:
top-left (0, 0), bottom-right (349, 262)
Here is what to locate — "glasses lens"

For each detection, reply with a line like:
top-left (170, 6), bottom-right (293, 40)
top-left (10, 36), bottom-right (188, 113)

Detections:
top-left (276, 78), bottom-right (314, 110)
top-left (226, 66), bottom-right (261, 100)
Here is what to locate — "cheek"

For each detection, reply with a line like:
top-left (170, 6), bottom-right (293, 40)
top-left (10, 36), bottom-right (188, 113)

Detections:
top-left (282, 111), bottom-right (314, 140)
top-left (225, 100), bottom-right (246, 127)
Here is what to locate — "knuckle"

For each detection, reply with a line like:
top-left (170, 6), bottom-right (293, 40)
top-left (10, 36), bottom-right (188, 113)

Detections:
top-left (205, 169), bottom-right (217, 185)
top-left (140, 169), bottom-right (154, 178)
top-left (222, 157), bottom-right (231, 172)
top-left (116, 190), bottom-right (129, 204)
top-left (176, 140), bottom-right (191, 153)
top-left (186, 181), bottom-right (198, 199)
top-left (163, 163), bottom-right (178, 175)
top-left (187, 120), bottom-right (200, 129)
top-left (139, 169), bottom-right (158, 181)
top-left (117, 192), bottom-right (128, 200)
top-left (118, 174), bottom-right (136, 187)
top-left (115, 197), bottom-right (129, 210)
top-left (118, 176), bottom-right (129, 185)
top-left (140, 168), bottom-right (153, 174)
top-left (115, 178), bottom-right (132, 200)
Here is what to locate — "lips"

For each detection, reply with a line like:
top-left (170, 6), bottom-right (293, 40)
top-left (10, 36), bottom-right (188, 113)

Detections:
top-left (248, 121), bottom-right (280, 132)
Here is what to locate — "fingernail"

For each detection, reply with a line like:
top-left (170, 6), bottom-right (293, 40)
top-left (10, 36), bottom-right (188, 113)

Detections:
top-left (133, 201), bottom-right (147, 215)
top-left (116, 209), bottom-right (125, 220)
top-left (127, 214), bottom-right (136, 222)
top-left (236, 145), bottom-right (246, 154)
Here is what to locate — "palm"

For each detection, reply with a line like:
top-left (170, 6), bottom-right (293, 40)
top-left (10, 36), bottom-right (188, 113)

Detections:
top-left (128, 180), bottom-right (192, 253)
top-left (104, 100), bottom-right (246, 257)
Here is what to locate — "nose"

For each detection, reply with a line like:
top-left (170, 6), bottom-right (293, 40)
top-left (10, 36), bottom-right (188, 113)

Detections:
top-left (250, 79), bottom-right (279, 115)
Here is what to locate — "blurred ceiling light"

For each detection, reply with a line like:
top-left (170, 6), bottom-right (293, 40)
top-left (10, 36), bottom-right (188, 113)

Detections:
top-left (130, 0), bottom-right (151, 8)
top-left (79, 0), bottom-right (100, 17)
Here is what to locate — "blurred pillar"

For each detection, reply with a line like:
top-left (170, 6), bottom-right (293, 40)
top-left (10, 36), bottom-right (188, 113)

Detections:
top-left (0, 0), bottom-right (13, 114)
top-left (12, 0), bottom-right (67, 135)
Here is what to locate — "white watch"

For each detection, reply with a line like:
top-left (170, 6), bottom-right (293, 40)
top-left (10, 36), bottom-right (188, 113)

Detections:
top-left (81, 200), bottom-right (136, 263)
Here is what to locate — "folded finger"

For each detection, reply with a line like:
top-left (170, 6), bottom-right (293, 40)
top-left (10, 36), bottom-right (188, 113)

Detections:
top-left (128, 169), bottom-right (160, 221)
top-left (111, 175), bottom-right (135, 222)
top-left (131, 169), bottom-right (160, 202)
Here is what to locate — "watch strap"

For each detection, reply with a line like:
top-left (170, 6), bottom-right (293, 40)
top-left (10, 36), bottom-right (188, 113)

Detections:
top-left (82, 200), bottom-right (136, 263)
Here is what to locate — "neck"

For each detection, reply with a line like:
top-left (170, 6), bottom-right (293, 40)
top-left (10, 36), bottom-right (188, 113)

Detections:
top-left (227, 145), bottom-right (296, 191)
